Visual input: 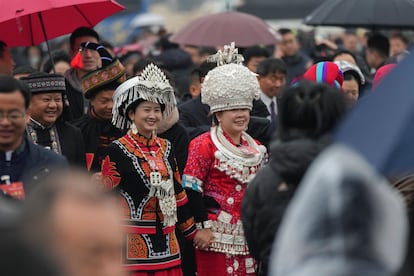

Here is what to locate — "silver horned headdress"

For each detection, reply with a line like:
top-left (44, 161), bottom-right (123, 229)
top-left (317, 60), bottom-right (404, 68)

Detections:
top-left (202, 42), bottom-right (260, 113)
top-left (112, 63), bottom-right (177, 129)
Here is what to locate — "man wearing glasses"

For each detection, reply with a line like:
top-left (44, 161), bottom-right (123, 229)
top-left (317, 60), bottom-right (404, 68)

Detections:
top-left (0, 76), bottom-right (67, 199)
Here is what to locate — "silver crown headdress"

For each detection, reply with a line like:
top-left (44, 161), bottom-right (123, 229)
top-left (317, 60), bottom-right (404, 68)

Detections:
top-left (112, 63), bottom-right (177, 129)
top-left (202, 42), bottom-right (260, 113)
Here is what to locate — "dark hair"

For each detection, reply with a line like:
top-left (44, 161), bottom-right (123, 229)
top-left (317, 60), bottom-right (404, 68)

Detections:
top-left (13, 65), bottom-right (37, 76)
top-left (41, 50), bottom-right (71, 73)
top-left (120, 51), bottom-right (142, 65)
top-left (256, 58), bottom-right (287, 77)
top-left (331, 49), bottom-right (357, 63)
top-left (196, 60), bottom-right (217, 81)
top-left (390, 32), bottom-right (409, 45)
top-left (343, 71), bottom-right (363, 89)
top-left (0, 75), bottom-right (31, 109)
top-left (277, 80), bottom-right (346, 141)
top-left (69, 27), bottom-right (100, 51)
top-left (243, 45), bottom-right (271, 64)
top-left (198, 47), bottom-right (217, 57)
top-left (279, 28), bottom-right (293, 36)
top-left (190, 67), bottom-right (201, 83)
top-left (88, 81), bottom-right (120, 100)
top-left (0, 41), bottom-right (6, 58)
top-left (156, 33), bottom-right (179, 51)
top-left (132, 58), bottom-right (164, 76)
top-left (367, 33), bottom-right (390, 58)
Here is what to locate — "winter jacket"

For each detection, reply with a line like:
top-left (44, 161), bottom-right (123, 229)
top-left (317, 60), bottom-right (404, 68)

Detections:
top-left (241, 137), bottom-right (329, 275)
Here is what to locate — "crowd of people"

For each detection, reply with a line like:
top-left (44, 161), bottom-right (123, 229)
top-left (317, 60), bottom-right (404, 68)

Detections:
top-left (0, 24), bottom-right (413, 276)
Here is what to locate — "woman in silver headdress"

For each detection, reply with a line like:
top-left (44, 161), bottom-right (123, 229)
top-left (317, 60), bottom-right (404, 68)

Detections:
top-left (101, 64), bottom-right (198, 276)
top-left (182, 43), bottom-right (268, 276)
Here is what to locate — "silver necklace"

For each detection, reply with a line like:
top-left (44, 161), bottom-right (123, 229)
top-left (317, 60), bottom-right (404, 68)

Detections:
top-left (127, 131), bottom-right (177, 227)
top-left (211, 126), bottom-right (267, 184)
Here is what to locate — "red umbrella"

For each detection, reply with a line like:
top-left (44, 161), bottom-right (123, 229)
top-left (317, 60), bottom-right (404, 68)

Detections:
top-left (169, 11), bottom-right (279, 48)
top-left (0, 0), bottom-right (124, 47)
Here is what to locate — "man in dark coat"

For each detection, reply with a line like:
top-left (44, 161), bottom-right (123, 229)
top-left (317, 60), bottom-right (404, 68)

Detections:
top-left (0, 76), bottom-right (67, 198)
top-left (278, 28), bottom-right (312, 83)
top-left (64, 27), bottom-right (101, 120)
top-left (241, 81), bottom-right (346, 276)
top-left (72, 42), bottom-right (126, 172)
top-left (21, 72), bottom-right (85, 167)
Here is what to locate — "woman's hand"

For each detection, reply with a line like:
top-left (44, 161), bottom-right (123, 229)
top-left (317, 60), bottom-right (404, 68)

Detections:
top-left (193, 228), bottom-right (214, 251)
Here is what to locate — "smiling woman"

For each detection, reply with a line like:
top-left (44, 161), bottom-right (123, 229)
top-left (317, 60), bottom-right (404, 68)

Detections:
top-left (182, 43), bottom-right (267, 276)
top-left (101, 63), bottom-right (198, 275)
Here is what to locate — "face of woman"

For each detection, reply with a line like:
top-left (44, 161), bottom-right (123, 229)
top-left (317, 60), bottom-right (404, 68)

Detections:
top-left (128, 101), bottom-right (162, 137)
top-left (342, 79), bottom-right (359, 108)
top-left (216, 108), bottom-right (250, 137)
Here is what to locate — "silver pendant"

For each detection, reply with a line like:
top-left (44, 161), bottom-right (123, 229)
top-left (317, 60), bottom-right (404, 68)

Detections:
top-left (150, 171), bottom-right (162, 186)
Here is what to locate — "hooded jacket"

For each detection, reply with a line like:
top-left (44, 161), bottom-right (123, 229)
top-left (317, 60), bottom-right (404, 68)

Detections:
top-left (270, 144), bottom-right (407, 276)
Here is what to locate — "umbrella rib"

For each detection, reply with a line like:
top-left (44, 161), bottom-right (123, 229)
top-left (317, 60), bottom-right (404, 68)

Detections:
top-left (74, 6), bottom-right (93, 26)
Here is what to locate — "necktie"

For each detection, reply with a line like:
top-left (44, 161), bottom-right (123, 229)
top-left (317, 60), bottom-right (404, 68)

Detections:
top-left (270, 100), bottom-right (277, 123)
top-left (267, 100), bottom-right (278, 139)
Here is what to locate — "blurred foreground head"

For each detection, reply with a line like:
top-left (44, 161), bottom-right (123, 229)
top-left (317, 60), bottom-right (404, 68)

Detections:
top-left (277, 80), bottom-right (346, 142)
top-left (21, 169), bottom-right (127, 276)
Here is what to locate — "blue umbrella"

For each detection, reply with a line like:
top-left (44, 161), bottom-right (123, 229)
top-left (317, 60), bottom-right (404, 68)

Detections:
top-left (335, 52), bottom-right (414, 175)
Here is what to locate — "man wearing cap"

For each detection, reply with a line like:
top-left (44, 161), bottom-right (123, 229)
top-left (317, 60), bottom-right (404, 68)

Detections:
top-left (0, 75), bottom-right (67, 199)
top-left (72, 42), bottom-right (126, 172)
top-left (21, 72), bottom-right (86, 167)
top-left (64, 27), bottom-right (101, 120)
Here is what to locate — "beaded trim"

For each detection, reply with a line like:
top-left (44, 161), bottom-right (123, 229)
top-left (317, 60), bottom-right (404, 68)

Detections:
top-left (210, 126), bottom-right (266, 184)
top-left (26, 119), bottom-right (62, 155)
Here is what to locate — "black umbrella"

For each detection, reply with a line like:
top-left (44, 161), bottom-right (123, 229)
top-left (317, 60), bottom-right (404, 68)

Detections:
top-left (304, 0), bottom-right (414, 29)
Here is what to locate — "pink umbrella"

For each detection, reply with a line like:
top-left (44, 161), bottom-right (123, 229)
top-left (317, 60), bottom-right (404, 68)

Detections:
top-left (0, 0), bottom-right (124, 47)
top-left (169, 11), bottom-right (279, 48)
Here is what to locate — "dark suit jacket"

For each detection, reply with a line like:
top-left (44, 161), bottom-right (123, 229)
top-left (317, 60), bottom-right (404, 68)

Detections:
top-left (0, 136), bottom-right (68, 192)
top-left (56, 121), bottom-right (86, 167)
top-left (178, 95), bottom-right (211, 140)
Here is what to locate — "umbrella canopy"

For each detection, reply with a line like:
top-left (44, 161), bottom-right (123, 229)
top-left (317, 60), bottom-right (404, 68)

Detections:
top-left (169, 11), bottom-right (279, 48)
top-left (131, 13), bottom-right (165, 28)
top-left (238, 0), bottom-right (325, 20)
top-left (335, 52), bottom-right (414, 176)
top-left (304, 0), bottom-right (414, 29)
top-left (0, 0), bottom-right (124, 47)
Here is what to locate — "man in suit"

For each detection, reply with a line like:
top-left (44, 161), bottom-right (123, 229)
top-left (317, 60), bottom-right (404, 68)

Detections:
top-left (257, 58), bottom-right (288, 139)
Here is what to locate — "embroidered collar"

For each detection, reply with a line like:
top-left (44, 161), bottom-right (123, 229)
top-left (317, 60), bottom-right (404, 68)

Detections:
top-left (26, 119), bottom-right (62, 155)
top-left (221, 130), bottom-right (247, 147)
top-left (29, 118), bottom-right (53, 130)
top-left (128, 130), bottom-right (155, 146)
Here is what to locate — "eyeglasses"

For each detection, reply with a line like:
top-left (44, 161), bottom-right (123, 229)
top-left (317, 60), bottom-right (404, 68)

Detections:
top-left (0, 111), bottom-right (26, 122)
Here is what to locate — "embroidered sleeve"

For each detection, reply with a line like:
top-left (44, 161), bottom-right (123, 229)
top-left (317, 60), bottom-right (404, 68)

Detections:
top-left (182, 134), bottom-right (213, 192)
top-left (168, 142), bottom-right (197, 239)
top-left (178, 216), bottom-right (197, 240)
top-left (182, 133), bottom-right (213, 222)
top-left (101, 147), bottom-right (121, 190)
